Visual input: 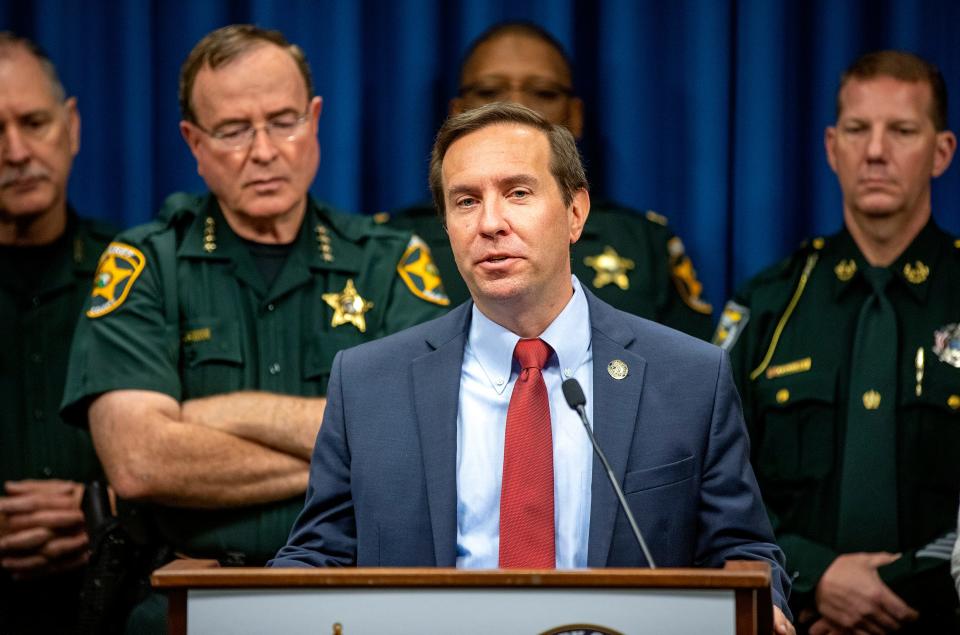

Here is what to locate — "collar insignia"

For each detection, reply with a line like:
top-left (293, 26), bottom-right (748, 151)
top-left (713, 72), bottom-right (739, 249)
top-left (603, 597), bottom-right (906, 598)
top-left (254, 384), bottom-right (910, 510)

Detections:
top-left (933, 323), bottom-right (960, 368)
top-left (584, 246), bottom-right (634, 290)
top-left (316, 224), bottom-right (334, 262)
top-left (712, 300), bottom-right (750, 351)
top-left (203, 216), bottom-right (217, 253)
top-left (397, 235), bottom-right (450, 306)
top-left (323, 278), bottom-right (374, 333)
top-left (87, 242), bottom-right (147, 318)
top-left (834, 259), bottom-right (857, 281)
top-left (902, 261), bottom-right (929, 284)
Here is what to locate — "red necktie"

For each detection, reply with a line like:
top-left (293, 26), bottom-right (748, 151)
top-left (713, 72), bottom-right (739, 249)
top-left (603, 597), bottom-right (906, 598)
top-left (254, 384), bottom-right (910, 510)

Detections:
top-left (499, 338), bottom-right (555, 569)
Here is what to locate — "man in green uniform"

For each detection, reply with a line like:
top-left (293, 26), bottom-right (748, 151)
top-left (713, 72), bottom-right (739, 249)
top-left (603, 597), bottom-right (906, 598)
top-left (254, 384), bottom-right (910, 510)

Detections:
top-left (385, 22), bottom-right (714, 339)
top-left (715, 51), bottom-right (960, 633)
top-left (60, 25), bottom-right (447, 631)
top-left (0, 33), bottom-right (116, 633)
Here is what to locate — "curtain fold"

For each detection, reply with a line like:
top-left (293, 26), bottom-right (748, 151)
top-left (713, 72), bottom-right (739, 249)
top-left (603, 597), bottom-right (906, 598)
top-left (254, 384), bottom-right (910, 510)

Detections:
top-left (4, 0), bottom-right (958, 302)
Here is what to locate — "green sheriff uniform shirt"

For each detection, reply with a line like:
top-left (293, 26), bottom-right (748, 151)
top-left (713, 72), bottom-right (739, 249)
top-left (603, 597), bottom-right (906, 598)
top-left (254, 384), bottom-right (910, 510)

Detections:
top-left (60, 193), bottom-right (448, 565)
top-left (0, 211), bottom-right (115, 634)
top-left (715, 220), bottom-right (960, 630)
top-left (383, 199), bottom-right (715, 339)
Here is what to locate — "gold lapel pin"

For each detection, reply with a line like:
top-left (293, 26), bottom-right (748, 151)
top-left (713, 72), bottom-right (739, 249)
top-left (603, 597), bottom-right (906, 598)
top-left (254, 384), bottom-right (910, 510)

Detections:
top-left (607, 359), bottom-right (629, 380)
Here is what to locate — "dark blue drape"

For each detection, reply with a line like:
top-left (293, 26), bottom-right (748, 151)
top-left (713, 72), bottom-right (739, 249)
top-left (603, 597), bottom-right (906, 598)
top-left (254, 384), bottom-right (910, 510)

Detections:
top-left (4, 0), bottom-right (959, 304)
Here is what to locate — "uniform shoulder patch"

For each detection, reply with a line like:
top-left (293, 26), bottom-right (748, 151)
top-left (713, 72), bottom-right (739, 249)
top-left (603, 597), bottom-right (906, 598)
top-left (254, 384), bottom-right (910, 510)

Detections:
top-left (668, 237), bottom-right (712, 315)
top-left (86, 242), bottom-right (147, 318)
top-left (712, 300), bottom-right (750, 351)
top-left (396, 235), bottom-right (450, 306)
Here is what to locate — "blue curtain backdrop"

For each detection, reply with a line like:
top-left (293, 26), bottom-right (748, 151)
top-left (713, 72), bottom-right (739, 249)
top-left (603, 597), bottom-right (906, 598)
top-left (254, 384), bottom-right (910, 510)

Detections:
top-left (3, 0), bottom-right (959, 306)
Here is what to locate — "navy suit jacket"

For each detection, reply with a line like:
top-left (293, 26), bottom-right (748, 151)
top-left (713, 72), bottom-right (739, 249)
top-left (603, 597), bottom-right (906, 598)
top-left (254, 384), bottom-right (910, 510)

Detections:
top-left (271, 288), bottom-right (790, 609)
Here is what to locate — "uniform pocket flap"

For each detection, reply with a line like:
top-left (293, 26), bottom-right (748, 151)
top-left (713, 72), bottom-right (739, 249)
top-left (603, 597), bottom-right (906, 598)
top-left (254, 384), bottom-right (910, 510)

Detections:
top-left (756, 367), bottom-right (837, 409)
top-left (622, 455), bottom-right (695, 493)
top-left (182, 319), bottom-right (242, 366)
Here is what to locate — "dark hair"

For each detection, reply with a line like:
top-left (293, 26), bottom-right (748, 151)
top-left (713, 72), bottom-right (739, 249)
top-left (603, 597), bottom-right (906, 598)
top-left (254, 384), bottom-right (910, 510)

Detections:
top-left (838, 50), bottom-right (948, 131)
top-left (0, 32), bottom-right (67, 102)
top-left (429, 102), bottom-right (588, 222)
top-left (179, 24), bottom-right (314, 124)
top-left (459, 21), bottom-right (574, 88)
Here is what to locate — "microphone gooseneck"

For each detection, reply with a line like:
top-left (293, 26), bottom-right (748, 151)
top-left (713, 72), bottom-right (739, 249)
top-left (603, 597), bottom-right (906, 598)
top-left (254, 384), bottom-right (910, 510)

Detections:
top-left (561, 378), bottom-right (657, 568)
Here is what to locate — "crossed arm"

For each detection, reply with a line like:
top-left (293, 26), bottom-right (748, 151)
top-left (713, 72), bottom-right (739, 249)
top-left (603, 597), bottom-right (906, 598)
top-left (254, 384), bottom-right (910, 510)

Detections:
top-left (88, 389), bottom-right (324, 508)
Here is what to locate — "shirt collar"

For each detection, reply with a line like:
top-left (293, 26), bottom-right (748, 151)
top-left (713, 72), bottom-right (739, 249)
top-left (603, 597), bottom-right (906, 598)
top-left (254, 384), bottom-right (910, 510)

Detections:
top-left (468, 275), bottom-right (592, 394)
top-left (828, 220), bottom-right (943, 304)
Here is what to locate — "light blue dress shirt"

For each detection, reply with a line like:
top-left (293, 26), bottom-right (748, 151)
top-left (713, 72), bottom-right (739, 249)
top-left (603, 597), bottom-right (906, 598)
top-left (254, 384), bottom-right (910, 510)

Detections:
top-left (456, 275), bottom-right (594, 569)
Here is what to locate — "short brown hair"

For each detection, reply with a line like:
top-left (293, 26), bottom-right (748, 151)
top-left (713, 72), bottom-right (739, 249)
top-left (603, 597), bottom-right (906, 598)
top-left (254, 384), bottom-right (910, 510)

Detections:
top-left (0, 31), bottom-right (67, 102)
top-left (838, 50), bottom-right (948, 131)
top-left (429, 102), bottom-right (588, 222)
top-left (179, 24), bottom-right (314, 124)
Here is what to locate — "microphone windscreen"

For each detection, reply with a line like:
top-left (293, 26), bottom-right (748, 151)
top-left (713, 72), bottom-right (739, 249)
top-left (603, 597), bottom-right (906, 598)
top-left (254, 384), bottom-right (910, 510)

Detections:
top-left (562, 378), bottom-right (586, 409)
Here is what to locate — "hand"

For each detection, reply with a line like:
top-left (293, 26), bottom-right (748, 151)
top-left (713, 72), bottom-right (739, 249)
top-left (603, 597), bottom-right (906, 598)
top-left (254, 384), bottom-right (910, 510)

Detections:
top-left (815, 552), bottom-right (918, 634)
top-left (0, 480), bottom-right (90, 579)
top-left (773, 605), bottom-right (796, 635)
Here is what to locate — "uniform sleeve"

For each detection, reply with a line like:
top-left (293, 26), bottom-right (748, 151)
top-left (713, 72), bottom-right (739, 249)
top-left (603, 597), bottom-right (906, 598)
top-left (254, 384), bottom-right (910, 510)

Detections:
top-left (378, 235), bottom-right (450, 336)
top-left (60, 237), bottom-right (181, 427)
top-left (657, 231), bottom-right (714, 340)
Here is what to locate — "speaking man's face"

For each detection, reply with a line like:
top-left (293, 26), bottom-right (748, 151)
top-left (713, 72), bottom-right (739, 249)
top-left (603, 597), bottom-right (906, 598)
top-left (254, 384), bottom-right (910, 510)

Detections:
top-left (825, 75), bottom-right (955, 226)
top-left (442, 122), bottom-right (587, 320)
top-left (452, 32), bottom-right (583, 138)
top-left (180, 43), bottom-right (322, 234)
top-left (0, 46), bottom-right (79, 223)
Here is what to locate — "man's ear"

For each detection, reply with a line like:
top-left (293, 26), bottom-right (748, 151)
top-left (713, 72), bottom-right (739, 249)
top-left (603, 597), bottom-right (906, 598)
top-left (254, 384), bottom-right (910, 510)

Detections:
top-left (568, 188), bottom-right (590, 244)
top-left (449, 97), bottom-right (467, 116)
top-left (64, 97), bottom-right (80, 157)
top-left (932, 129), bottom-right (957, 178)
top-left (567, 96), bottom-right (584, 140)
top-left (824, 126), bottom-right (839, 175)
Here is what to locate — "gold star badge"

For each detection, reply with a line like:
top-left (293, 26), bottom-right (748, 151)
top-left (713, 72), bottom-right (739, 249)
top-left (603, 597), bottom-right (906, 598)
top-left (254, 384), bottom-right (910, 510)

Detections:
top-left (584, 246), bottom-right (634, 290)
top-left (323, 279), bottom-right (374, 333)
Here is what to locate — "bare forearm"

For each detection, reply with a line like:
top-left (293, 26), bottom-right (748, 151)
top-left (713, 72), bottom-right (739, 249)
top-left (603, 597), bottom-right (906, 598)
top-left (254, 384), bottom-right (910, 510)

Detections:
top-left (182, 391), bottom-right (326, 460)
top-left (90, 391), bottom-right (310, 508)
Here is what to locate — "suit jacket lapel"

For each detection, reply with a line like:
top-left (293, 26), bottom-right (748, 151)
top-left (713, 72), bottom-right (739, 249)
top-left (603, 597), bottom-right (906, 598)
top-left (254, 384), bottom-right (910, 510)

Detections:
top-left (584, 292), bottom-right (648, 566)
top-left (412, 302), bottom-right (472, 566)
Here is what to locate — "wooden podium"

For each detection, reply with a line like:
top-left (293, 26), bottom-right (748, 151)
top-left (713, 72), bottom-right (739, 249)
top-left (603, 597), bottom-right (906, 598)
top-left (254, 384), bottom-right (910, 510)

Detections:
top-left (152, 559), bottom-right (772, 634)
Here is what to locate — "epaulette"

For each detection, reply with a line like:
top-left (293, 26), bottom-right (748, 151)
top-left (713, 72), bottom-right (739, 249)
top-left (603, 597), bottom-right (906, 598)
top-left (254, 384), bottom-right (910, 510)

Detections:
top-left (156, 191), bottom-right (206, 223)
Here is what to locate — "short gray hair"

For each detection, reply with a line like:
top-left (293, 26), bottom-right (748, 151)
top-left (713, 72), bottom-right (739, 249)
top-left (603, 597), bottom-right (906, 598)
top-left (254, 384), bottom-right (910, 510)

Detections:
top-left (0, 32), bottom-right (67, 102)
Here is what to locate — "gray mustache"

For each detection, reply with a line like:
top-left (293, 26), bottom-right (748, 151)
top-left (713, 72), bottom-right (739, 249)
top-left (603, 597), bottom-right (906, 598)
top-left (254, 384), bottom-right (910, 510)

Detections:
top-left (0, 165), bottom-right (50, 187)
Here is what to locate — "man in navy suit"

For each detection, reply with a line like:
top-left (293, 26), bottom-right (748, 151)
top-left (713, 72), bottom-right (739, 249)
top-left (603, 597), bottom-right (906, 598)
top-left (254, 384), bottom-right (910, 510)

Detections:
top-left (271, 102), bottom-right (794, 633)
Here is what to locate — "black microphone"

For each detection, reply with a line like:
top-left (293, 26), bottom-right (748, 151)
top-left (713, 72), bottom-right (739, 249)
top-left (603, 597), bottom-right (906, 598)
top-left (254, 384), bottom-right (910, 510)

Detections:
top-left (562, 378), bottom-right (657, 568)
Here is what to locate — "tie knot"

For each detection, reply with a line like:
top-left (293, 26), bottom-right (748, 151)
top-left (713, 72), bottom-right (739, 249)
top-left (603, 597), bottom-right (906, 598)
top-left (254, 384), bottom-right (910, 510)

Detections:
top-left (514, 338), bottom-right (551, 371)
top-left (862, 266), bottom-right (892, 295)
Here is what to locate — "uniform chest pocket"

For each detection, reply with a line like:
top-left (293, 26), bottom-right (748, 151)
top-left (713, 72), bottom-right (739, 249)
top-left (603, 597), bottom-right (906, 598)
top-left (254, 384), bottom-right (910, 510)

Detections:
top-left (303, 330), bottom-right (366, 394)
top-left (903, 358), bottom-right (960, 487)
top-left (755, 369), bottom-right (837, 482)
top-left (181, 319), bottom-right (243, 398)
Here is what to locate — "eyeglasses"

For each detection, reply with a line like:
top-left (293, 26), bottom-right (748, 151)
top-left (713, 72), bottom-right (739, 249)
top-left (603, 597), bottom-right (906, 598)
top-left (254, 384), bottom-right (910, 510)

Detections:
top-left (194, 110), bottom-right (311, 150)
top-left (459, 80), bottom-right (574, 110)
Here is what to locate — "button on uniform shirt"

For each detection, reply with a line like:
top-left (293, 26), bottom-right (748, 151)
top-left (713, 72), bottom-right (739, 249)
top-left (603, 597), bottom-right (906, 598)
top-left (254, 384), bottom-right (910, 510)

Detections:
top-left (457, 275), bottom-right (593, 569)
